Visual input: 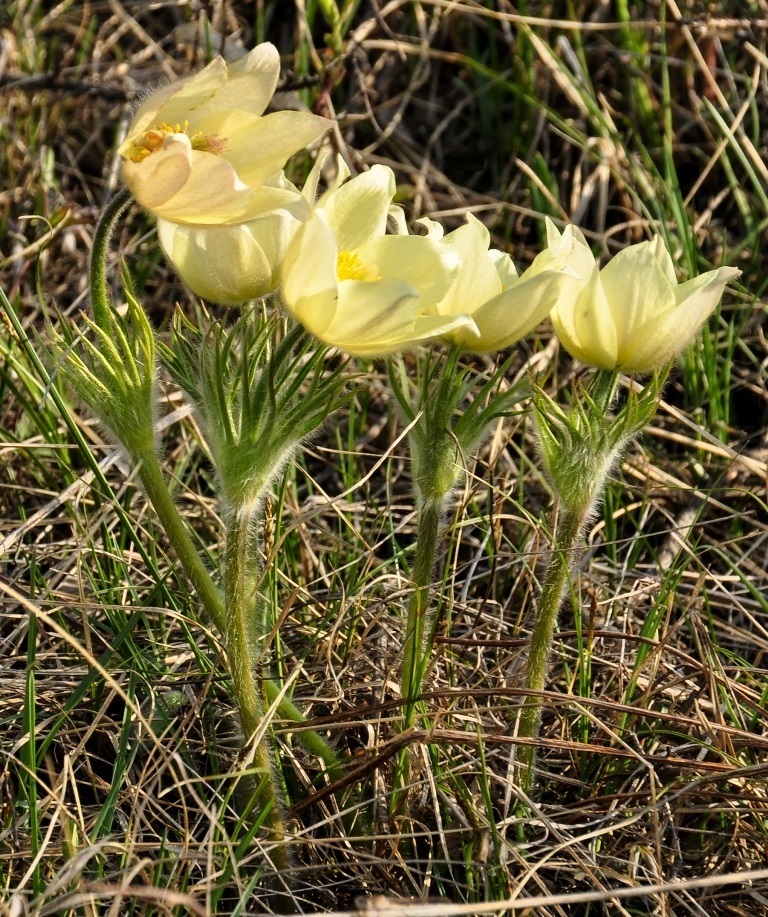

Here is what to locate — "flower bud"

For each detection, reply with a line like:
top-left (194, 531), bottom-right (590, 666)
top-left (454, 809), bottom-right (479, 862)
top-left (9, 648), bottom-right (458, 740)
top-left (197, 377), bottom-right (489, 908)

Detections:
top-left (157, 207), bottom-right (299, 304)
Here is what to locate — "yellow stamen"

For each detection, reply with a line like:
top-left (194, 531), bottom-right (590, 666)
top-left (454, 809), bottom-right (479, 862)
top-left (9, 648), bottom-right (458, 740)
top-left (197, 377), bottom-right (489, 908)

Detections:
top-left (336, 250), bottom-right (381, 283)
top-left (124, 120), bottom-right (227, 163)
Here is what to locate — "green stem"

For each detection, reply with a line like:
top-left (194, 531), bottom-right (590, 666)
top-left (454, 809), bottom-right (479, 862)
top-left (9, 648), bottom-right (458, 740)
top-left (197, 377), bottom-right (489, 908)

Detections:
top-left (516, 502), bottom-right (588, 792)
top-left (224, 505), bottom-right (291, 878)
top-left (134, 449), bottom-right (341, 774)
top-left (400, 496), bottom-right (444, 729)
top-left (134, 448), bottom-right (228, 635)
top-left (262, 683), bottom-right (344, 782)
top-left (90, 188), bottom-right (132, 330)
top-left (391, 494), bottom-right (445, 819)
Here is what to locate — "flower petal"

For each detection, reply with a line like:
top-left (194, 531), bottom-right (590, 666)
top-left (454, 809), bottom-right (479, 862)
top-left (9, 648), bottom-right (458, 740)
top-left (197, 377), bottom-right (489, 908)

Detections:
top-left (122, 133), bottom-right (192, 209)
top-left (599, 242), bottom-right (676, 345)
top-left (673, 265), bottom-right (741, 308)
top-left (649, 234), bottom-right (677, 285)
top-left (148, 57), bottom-right (229, 135)
top-left (199, 42), bottom-right (280, 117)
top-left (281, 219), bottom-right (340, 336)
top-left (329, 278), bottom-right (420, 347)
top-left (318, 165), bottom-right (396, 251)
top-left (546, 217), bottom-right (589, 250)
top-left (324, 280), bottom-right (478, 356)
top-left (618, 266), bottom-right (740, 372)
top-left (552, 265), bottom-right (619, 369)
top-left (157, 219), bottom-right (274, 303)
top-left (152, 153), bottom-right (254, 223)
top-left (489, 249), bottom-right (518, 289)
top-left (542, 220), bottom-right (595, 281)
top-left (300, 153), bottom-right (330, 206)
top-left (388, 205), bottom-right (409, 236)
top-left (415, 217), bottom-right (445, 241)
top-left (210, 110), bottom-right (332, 188)
top-left (119, 58), bottom-right (228, 156)
top-left (456, 269), bottom-right (568, 352)
top-left (316, 156), bottom-right (352, 203)
top-left (434, 214), bottom-right (503, 316)
top-left (155, 158), bottom-right (310, 225)
top-left (359, 234), bottom-right (459, 307)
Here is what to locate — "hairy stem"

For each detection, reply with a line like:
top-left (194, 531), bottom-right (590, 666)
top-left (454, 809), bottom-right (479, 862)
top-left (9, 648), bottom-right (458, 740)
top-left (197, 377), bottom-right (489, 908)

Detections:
top-left (516, 503), bottom-right (588, 791)
top-left (90, 188), bottom-right (132, 330)
top-left (135, 448), bottom-right (228, 634)
top-left (224, 505), bottom-right (291, 878)
top-left (134, 449), bottom-right (341, 773)
top-left (391, 495), bottom-right (446, 819)
top-left (400, 496), bottom-right (445, 730)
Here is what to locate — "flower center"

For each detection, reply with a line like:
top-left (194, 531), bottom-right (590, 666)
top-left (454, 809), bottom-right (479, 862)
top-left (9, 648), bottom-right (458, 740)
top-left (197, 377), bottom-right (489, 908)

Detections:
top-left (124, 121), bottom-right (227, 163)
top-left (336, 250), bottom-right (381, 283)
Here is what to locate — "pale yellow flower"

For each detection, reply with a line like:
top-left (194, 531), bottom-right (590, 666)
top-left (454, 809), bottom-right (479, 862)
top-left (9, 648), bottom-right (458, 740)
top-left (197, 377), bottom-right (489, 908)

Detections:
top-left (417, 213), bottom-right (571, 353)
top-left (281, 163), bottom-right (478, 356)
top-left (157, 174), bottom-right (302, 304)
top-left (119, 43), bottom-right (330, 226)
top-left (547, 221), bottom-right (741, 373)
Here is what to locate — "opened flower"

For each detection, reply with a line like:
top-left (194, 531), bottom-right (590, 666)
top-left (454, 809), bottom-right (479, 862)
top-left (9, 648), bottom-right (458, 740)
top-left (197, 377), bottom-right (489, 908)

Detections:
top-left (119, 43), bottom-right (330, 226)
top-left (547, 221), bottom-right (741, 373)
top-left (281, 163), bottom-right (478, 356)
top-left (417, 213), bottom-right (572, 353)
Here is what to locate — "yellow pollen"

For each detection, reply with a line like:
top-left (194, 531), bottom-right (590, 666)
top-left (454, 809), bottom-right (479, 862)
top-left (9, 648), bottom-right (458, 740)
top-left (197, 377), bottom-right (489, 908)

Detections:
top-left (336, 250), bottom-right (381, 283)
top-left (124, 120), bottom-right (227, 163)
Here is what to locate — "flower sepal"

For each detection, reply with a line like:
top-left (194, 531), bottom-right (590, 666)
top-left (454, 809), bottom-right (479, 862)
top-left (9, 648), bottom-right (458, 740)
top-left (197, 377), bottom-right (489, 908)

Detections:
top-left (160, 305), bottom-right (349, 513)
top-left (534, 367), bottom-right (668, 516)
top-left (47, 284), bottom-right (158, 459)
top-left (389, 347), bottom-right (529, 506)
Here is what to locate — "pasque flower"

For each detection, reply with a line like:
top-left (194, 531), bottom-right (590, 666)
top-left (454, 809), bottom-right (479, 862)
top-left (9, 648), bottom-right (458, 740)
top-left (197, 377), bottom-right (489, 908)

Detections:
top-left (119, 43), bottom-right (330, 226)
top-left (417, 213), bottom-right (571, 352)
top-left (156, 174), bottom-right (301, 303)
top-left (546, 221), bottom-right (741, 373)
top-left (281, 162), bottom-right (479, 356)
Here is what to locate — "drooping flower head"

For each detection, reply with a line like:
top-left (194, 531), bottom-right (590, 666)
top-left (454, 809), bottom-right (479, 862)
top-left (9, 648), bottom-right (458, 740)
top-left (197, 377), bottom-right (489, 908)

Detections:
top-left (417, 213), bottom-right (572, 353)
top-left (546, 220), bottom-right (741, 373)
top-left (119, 43), bottom-right (330, 226)
top-left (281, 160), bottom-right (479, 356)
